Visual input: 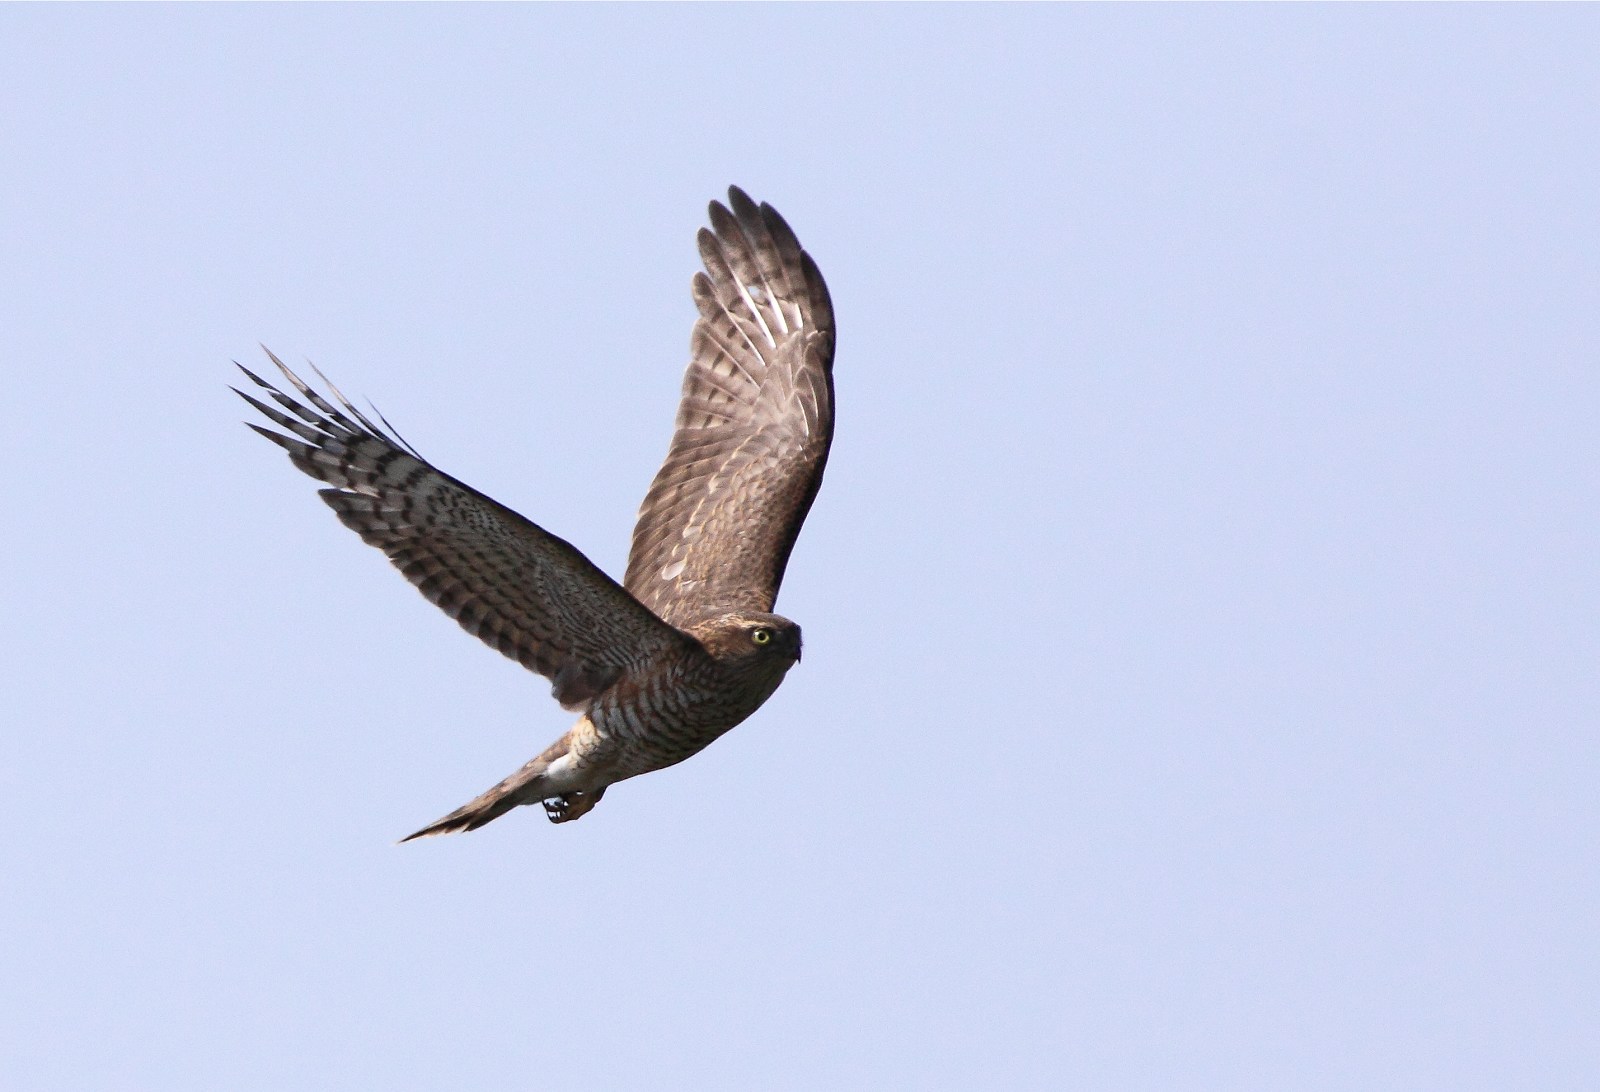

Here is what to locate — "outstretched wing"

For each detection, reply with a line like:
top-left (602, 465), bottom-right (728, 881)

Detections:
top-left (237, 351), bottom-right (692, 709)
top-left (624, 187), bottom-right (836, 627)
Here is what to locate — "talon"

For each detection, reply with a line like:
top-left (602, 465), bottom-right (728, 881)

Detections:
top-left (541, 787), bottom-right (603, 824)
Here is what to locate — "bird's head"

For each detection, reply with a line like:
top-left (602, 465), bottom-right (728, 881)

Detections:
top-left (692, 611), bottom-right (804, 670)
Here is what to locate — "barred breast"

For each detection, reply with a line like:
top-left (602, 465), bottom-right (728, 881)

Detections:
top-left (588, 648), bottom-right (792, 782)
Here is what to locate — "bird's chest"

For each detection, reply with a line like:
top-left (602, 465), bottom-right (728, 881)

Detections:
top-left (588, 659), bottom-right (781, 762)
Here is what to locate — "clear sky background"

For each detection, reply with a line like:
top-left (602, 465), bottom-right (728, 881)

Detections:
top-left (3, 7), bottom-right (1596, 1090)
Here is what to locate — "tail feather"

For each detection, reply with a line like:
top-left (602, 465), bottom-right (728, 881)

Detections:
top-left (399, 739), bottom-right (571, 842)
top-left (400, 783), bottom-right (528, 841)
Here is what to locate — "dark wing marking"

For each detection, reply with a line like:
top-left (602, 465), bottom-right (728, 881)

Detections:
top-left (624, 187), bottom-right (835, 627)
top-left (238, 350), bottom-right (692, 709)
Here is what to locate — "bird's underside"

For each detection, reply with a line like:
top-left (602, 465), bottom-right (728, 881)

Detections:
top-left (239, 187), bottom-right (835, 839)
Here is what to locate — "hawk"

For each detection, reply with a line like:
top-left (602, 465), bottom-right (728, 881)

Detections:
top-left (238, 187), bottom-right (834, 839)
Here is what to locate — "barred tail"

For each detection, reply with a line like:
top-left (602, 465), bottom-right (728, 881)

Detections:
top-left (400, 780), bottom-right (532, 841)
top-left (399, 738), bottom-right (572, 842)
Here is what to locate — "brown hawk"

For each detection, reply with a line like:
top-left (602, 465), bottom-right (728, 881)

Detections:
top-left (237, 187), bottom-right (834, 839)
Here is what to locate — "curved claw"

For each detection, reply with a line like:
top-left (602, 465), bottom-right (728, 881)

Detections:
top-left (542, 787), bottom-right (606, 824)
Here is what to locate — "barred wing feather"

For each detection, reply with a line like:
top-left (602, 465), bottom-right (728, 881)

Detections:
top-left (236, 352), bottom-right (689, 710)
top-left (624, 187), bottom-right (836, 627)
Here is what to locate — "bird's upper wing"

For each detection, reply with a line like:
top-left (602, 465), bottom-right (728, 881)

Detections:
top-left (624, 187), bottom-right (836, 627)
top-left (238, 353), bottom-right (693, 709)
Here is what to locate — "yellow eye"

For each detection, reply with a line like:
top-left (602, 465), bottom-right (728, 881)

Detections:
top-left (751, 628), bottom-right (773, 646)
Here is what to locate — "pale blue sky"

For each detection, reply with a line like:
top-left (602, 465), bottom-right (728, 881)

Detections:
top-left (3, 6), bottom-right (1596, 1089)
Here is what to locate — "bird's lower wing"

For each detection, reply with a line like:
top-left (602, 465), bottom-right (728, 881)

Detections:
top-left (237, 351), bottom-right (689, 708)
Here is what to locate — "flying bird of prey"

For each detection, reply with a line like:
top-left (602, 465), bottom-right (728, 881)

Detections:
top-left (238, 187), bottom-right (834, 839)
